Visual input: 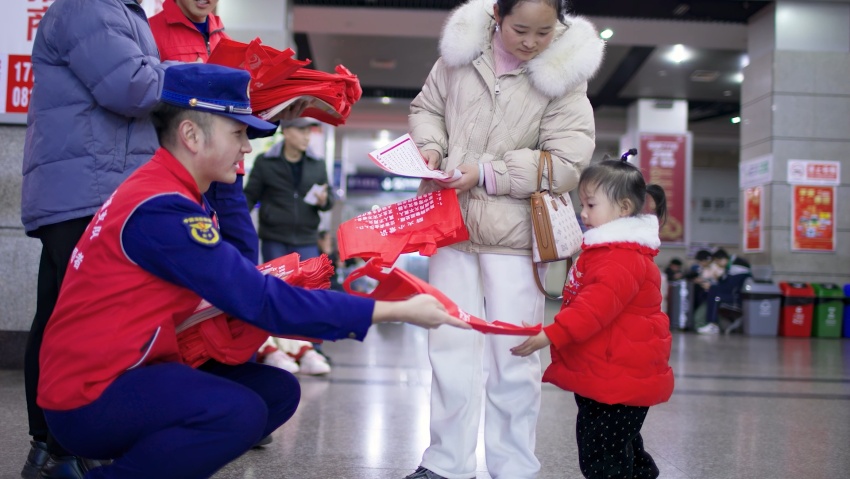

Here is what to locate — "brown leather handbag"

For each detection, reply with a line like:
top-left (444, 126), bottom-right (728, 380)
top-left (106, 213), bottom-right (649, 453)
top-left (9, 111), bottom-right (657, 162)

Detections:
top-left (530, 151), bottom-right (583, 299)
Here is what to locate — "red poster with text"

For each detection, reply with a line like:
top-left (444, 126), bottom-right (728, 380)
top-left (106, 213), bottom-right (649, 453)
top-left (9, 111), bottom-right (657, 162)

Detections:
top-left (639, 134), bottom-right (688, 243)
top-left (5, 54), bottom-right (33, 114)
top-left (743, 186), bottom-right (763, 252)
top-left (792, 185), bottom-right (835, 252)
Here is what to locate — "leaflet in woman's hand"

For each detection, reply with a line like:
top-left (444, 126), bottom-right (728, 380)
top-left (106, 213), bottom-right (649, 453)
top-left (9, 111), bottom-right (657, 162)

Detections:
top-left (368, 134), bottom-right (461, 181)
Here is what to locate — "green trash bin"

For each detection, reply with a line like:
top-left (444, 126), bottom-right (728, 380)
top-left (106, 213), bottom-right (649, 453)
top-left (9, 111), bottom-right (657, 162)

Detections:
top-left (810, 283), bottom-right (844, 338)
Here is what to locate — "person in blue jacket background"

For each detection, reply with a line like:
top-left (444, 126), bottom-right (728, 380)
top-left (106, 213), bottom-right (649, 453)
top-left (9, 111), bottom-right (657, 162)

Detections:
top-left (36, 63), bottom-right (469, 479)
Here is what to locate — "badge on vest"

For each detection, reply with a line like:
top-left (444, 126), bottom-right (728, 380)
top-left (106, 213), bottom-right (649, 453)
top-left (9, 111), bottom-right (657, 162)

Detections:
top-left (183, 216), bottom-right (220, 246)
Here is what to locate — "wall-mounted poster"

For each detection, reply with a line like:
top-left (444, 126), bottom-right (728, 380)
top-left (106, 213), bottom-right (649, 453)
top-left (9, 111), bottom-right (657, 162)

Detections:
top-left (639, 133), bottom-right (689, 244)
top-left (791, 185), bottom-right (835, 252)
top-left (743, 186), bottom-right (763, 252)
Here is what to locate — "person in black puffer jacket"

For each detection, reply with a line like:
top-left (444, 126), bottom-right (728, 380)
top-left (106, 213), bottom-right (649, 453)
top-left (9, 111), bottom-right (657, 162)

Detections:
top-left (244, 118), bottom-right (334, 262)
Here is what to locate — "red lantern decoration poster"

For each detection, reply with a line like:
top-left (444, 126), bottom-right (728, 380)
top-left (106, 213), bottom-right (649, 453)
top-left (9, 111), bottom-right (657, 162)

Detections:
top-left (791, 185), bottom-right (835, 252)
top-left (743, 186), bottom-right (763, 252)
top-left (639, 133), bottom-right (689, 244)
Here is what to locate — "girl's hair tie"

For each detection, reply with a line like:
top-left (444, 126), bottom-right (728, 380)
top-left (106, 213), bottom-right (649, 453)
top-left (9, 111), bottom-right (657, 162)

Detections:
top-left (620, 148), bottom-right (637, 162)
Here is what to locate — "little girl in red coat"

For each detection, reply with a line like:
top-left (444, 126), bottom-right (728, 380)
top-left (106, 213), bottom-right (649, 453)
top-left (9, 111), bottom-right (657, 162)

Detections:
top-left (512, 156), bottom-right (674, 479)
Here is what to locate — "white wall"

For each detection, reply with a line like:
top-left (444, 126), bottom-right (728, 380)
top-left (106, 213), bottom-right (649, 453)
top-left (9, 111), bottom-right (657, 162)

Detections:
top-left (690, 167), bottom-right (740, 245)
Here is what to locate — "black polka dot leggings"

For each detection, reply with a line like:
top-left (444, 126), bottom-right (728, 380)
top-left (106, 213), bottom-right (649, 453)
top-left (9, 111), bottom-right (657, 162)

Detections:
top-left (574, 394), bottom-right (660, 479)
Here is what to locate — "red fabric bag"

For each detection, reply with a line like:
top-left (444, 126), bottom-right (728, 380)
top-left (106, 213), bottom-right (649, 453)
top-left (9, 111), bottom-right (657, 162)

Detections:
top-left (207, 38), bottom-right (360, 126)
top-left (176, 254), bottom-right (331, 368)
top-left (337, 189), bottom-right (469, 267)
top-left (343, 258), bottom-right (541, 336)
top-left (207, 38), bottom-right (309, 90)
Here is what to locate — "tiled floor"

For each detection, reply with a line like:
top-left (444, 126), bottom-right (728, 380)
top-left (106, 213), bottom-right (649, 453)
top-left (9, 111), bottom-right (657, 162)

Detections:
top-left (2, 301), bottom-right (849, 479)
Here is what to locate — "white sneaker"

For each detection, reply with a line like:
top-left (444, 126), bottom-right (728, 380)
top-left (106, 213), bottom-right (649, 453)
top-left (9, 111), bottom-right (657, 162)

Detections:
top-left (298, 349), bottom-right (331, 375)
top-left (265, 350), bottom-right (300, 373)
top-left (697, 323), bottom-right (721, 335)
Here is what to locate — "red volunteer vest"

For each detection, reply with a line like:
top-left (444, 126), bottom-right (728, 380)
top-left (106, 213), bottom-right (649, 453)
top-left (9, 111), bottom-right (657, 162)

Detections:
top-left (38, 149), bottom-right (207, 411)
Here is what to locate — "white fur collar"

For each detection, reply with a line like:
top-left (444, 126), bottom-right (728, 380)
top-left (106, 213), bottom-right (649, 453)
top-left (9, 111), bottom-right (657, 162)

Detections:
top-left (439, 0), bottom-right (605, 98)
top-left (583, 215), bottom-right (661, 249)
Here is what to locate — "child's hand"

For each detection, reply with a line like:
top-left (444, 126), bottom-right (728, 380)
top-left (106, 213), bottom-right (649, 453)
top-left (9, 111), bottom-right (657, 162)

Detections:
top-left (511, 331), bottom-right (551, 357)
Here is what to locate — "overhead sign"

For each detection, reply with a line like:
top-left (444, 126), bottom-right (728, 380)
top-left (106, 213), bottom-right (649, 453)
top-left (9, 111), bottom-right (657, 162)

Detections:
top-left (346, 174), bottom-right (421, 193)
top-left (739, 155), bottom-right (772, 189)
top-left (787, 160), bottom-right (840, 186)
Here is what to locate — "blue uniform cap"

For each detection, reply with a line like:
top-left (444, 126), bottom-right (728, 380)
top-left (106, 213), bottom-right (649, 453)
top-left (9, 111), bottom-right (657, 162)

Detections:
top-left (161, 63), bottom-right (276, 132)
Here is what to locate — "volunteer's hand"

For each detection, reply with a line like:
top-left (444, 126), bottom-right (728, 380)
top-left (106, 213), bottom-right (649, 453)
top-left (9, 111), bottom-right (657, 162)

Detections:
top-left (421, 149), bottom-right (442, 170)
top-left (511, 331), bottom-right (551, 357)
top-left (373, 295), bottom-right (472, 330)
top-left (436, 163), bottom-right (479, 193)
top-left (268, 99), bottom-right (313, 122)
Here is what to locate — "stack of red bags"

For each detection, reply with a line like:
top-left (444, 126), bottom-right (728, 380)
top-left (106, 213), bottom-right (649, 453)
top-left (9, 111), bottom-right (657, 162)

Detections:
top-left (337, 189), bottom-right (469, 266)
top-left (207, 37), bottom-right (361, 126)
top-left (176, 254), bottom-right (333, 368)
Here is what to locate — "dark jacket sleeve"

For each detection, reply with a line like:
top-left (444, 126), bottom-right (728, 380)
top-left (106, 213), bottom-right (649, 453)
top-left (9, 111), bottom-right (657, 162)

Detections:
top-left (312, 159), bottom-right (335, 212)
top-left (243, 155), bottom-right (266, 210)
top-left (122, 194), bottom-right (374, 340)
top-left (204, 178), bottom-right (259, 264)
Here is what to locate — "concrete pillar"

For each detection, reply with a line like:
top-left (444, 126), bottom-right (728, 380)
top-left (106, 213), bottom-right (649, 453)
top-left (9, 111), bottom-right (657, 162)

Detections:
top-left (0, 125), bottom-right (36, 368)
top-left (621, 98), bottom-right (689, 151)
top-left (740, 1), bottom-right (850, 284)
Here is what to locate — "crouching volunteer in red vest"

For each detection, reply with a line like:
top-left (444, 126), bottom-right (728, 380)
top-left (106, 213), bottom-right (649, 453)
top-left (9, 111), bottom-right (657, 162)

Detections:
top-left (37, 63), bottom-right (469, 479)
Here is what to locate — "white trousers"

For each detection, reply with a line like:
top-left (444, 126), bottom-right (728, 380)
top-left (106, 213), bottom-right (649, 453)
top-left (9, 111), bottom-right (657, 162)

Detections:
top-left (420, 248), bottom-right (546, 479)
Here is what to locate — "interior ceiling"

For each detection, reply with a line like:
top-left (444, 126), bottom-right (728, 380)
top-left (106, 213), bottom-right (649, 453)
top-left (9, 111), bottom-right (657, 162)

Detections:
top-left (291, 0), bottom-right (771, 137)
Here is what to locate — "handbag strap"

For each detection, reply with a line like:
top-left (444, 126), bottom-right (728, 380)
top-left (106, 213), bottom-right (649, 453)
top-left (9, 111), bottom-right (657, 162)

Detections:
top-left (536, 150), bottom-right (552, 192)
top-left (533, 257), bottom-right (572, 301)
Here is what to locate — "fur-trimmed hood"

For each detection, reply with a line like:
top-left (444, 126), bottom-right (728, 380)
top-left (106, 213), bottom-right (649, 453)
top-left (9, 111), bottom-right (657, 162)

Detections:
top-left (583, 215), bottom-right (661, 250)
top-left (439, 0), bottom-right (605, 98)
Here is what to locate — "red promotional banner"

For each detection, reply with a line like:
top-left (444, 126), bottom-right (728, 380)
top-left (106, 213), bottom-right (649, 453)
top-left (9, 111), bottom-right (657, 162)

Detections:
top-left (639, 133), bottom-right (688, 243)
top-left (743, 186), bottom-right (763, 252)
top-left (343, 258), bottom-right (542, 336)
top-left (792, 185), bottom-right (835, 252)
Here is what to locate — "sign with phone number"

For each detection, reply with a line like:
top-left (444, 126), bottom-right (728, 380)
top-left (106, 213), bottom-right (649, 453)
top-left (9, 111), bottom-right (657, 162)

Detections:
top-left (5, 54), bottom-right (33, 113)
top-left (1, 0), bottom-right (54, 119)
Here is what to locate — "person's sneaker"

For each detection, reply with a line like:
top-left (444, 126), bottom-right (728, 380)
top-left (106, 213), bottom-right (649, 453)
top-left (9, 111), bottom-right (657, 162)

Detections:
top-left (298, 349), bottom-right (331, 375)
top-left (697, 323), bottom-right (721, 335)
top-left (264, 350), bottom-right (300, 374)
top-left (37, 455), bottom-right (105, 479)
top-left (252, 435), bottom-right (273, 448)
top-left (403, 467), bottom-right (448, 479)
top-left (312, 343), bottom-right (332, 365)
top-left (21, 440), bottom-right (49, 479)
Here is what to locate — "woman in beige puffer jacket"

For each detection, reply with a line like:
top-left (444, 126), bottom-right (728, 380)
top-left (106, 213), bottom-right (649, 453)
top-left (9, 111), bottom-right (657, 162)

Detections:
top-left (406, 1), bottom-right (604, 478)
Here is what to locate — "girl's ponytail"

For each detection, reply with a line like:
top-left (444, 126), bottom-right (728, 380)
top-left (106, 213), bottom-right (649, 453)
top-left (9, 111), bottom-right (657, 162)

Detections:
top-left (646, 184), bottom-right (667, 225)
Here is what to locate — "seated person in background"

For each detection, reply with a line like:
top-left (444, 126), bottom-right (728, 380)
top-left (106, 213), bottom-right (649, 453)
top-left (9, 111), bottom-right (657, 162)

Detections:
top-left (685, 250), bottom-right (712, 281)
top-left (664, 258), bottom-right (684, 282)
top-left (697, 254), bottom-right (752, 335)
top-left (684, 249), bottom-right (713, 314)
top-left (36, 63), bottom-right (468, 478)
top-left (699, 248), bottom-right (729, 287)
